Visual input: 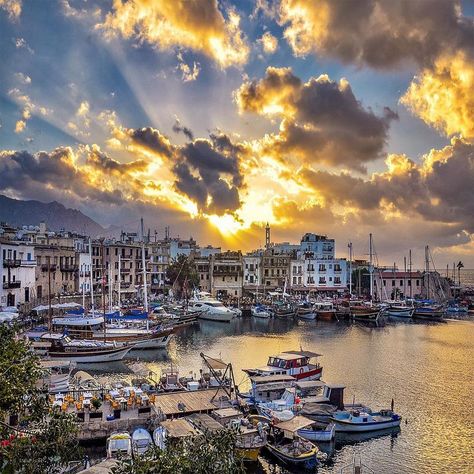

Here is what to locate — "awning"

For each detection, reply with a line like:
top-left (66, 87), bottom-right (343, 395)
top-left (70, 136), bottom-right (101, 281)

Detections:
top-left (275, 415), bottom-right (314, 433)
top-left (283, 350), bottom-right (322, 358)
top-left (204, 355), bottom-right (228, 370)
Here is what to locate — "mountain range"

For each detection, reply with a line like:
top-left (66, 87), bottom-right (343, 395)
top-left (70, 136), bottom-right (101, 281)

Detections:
top-left (0, 194), bottom-right (107, 236)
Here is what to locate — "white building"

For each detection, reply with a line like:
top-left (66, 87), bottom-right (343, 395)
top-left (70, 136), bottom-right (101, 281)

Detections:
top-left (0, 241), bottom-right (36, 306)
top-left (243, 255), bottom-right (262, 291)
top-left (374, 271), bottom-right (423, 300)
top-left (78, 252), bottom-right (92, 296)
top-left (290, 257), bottom-right (348, 293)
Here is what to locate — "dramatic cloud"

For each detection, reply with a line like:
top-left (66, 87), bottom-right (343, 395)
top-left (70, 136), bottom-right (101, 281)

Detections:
top-left (279, 0), bottom-right (474, 69)
top-left (235, 67), bottom-right (397, 171)
top-left (401, 52), bottom-right (474, 139)
top-left (259, 31), bottom-right (278, 54)
top-left (98, 0), bottom-right (249, 68)
top-left (172, 119), bottom-right (194, 141)
top-left (0, 0), bottom-right (21, 20)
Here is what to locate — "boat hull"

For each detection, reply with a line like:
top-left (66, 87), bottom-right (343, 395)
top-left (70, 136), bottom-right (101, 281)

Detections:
top-left (198, 312), bottom-right (234, 322)
top-left (298, 423), bottom-right (335, 442)
top-left (317, 311), bottom-right (335, 320)
top-left (386, 308), bottom-right (413, 318)
top-left (332, 418), bottom-right (401, 433)
top-left (251, 309), bottom-right (271, 318)
top-left (297, 311), bottom-right (316, 320)
top-left (266, 444), bottom-right (318, 467)
top-left (48, 345), bottom-right (132, 363)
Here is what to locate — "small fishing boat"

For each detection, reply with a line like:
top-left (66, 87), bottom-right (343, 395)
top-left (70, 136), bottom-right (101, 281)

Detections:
top-left (107, 432), bottom-right (132, 458)
top-left (132, 427), bottom-right (153, 456)
top-left (297, 421), bottom-right (336, 442)
top-left (412, 302), bottom-right (444, 320)
top-left (251, 305), bottom-right (271, 318)
top-left (266, 416), bottom-right (327, 468)
top-left (296, 302), bottom-right (316, 320)
top-left (243, 350), bottom-right (323, 381)
top-left (272, 302), bottom-right (295, 319)
top-left (314, 301), bottom-right (336, 320)
top-left (331, 409), bottom-right (401, 432)
top-left (153, 426), bottom-right (166, 449)
top-left (385, 302), bottom-right (414, 318)
top-left (159, 366), bottom-right (185, 392)
top-left (445, 303), bottom-right (468, 314)
top-left (350, 302), bottom-right (380, 321)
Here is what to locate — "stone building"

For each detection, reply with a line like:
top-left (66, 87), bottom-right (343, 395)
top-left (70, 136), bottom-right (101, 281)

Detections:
top-left (210, 251), bottom-right (243, 298)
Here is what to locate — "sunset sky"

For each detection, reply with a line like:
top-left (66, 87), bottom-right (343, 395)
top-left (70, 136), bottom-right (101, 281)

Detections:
top-left (1, 0), bottom-right (473, 267)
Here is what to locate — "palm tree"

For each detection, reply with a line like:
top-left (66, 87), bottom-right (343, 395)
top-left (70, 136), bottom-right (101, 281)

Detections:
top-left (457, 261), bottom-right (464, 287)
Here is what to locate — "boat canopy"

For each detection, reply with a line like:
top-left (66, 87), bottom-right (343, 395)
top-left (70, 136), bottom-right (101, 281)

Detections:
top-left (249, 374), bottom-right (295, 383)
top-left (162, 419), bottom-right (199, 438)
top-left (275, 415), bottom-right (314, 433)
top-left (283, 350), bottom-right (322, 358)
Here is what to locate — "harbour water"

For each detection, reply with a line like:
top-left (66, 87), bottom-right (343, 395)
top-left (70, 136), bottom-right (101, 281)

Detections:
top-left (85, 316), bottom-right (474, 473)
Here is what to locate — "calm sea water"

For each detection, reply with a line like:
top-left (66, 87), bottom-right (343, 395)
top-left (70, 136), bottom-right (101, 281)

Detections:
top-left (84, 316), bottom-right (474, 474)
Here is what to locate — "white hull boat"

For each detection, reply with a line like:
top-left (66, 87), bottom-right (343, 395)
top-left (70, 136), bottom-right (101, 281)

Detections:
top-left (189, 299), bottom-right (235, 322)
top-left (298, 422), bottom-right (336, 442)
top-left (132, 427), bottom-right (153, 456)
top-left (386, 307), bottom-right (413, 318)
top-left (332, 409), bottom-right (402, 433)
top-left (251, 306), bottom-right (271, 318)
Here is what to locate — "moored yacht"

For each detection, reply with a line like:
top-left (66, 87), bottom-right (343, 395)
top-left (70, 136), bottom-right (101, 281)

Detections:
top-left (331, 408), bottom-right (402, 432)
top-left (385, 301), bottom-right (414, 318)
top-left (188, 299), bottom-right (235, 322)
top-left (296, 302), bottom-right (316, 320)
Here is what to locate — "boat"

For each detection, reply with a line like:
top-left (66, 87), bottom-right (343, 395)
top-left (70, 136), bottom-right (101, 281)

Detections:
top-left (314, 301), bottom-right (336, 320)
top-left (385, 302), bottom-right (414, 318)
top-left (238, 374), bottom-right (295, 403)
top-left (243, 350), bottom-right (323, 381)
top-left (272, 302), bottom-right (295, 319)
top-left (52, 314), bottom-right (104, 327)
top-left (211, 408), bottom-right (267, 462)
top-left (107, 432), bottom-right (132, 458)
top-left (131, 427), bottom-right (153, 456)
top-left (350, 301), bottom-right (380, 321)
top-left (188, 299), bottom-right (235, 322)
top-left (28, 332), bottom-right (134, 363)
top-left (331, 408), bottom-right (402, 432)
top-left (412, 301), bottom-right (445, 320)
top-left (159, 366), bottom-right (185, 392)
top-left (296, 302), bottom-right (316, 320)
top-left (266, 416), bottom-right (327, 468)
top-left (153, 426), bottom-right (166, 449)
top-left (257, 388), bottom-right (298, 420)
top-left (297, 421), bottom-right (336, 442)
top-left (445, 302), bottom-right (468, 314)
top-left (251, 305), bottom-right (271, 318)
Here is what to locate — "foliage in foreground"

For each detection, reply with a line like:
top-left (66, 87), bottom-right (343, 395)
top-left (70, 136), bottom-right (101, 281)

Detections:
top-left (111, 429), bottom-right (245, 474)
top-left (165, 254), bottom-right (200, 299)
top-left (0, 324), bottom-right (79, 473)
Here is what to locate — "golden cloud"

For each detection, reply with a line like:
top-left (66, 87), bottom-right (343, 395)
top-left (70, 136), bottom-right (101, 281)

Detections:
top-left (401, 52), bottom-right (474, 139)
top-left (260, 31), bottom-right (278, 54)
top-left (98, 0), bottom-right (249, 68)
top-left (0, 0), bottom-right (21, 20)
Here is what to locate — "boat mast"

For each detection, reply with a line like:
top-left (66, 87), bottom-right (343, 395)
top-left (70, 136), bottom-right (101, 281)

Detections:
top-left (369, 233), bottom-right (374, 302)
top-left (82, 263), bottom-right (86, 312)
top-left (108, 260), bottom-right (113, 313)
top-left (403, 256), bottom-right (407, 299)
top-left (409, 249), bottom-right (412, 299)
top-left (101, 239), bottom-right (106, 342)
top-left (141, 218), bottom-right (149, 330)
top-left (89, 238), bottom-right (95, 315)
top-left (425, 245), bottom-right (430, 299)
top-left (348, 242), bottom-right (353, 297)
top-left (47, 255), bottom-right (52, 332)
top-left (118, 254), bottom-right (121, 309)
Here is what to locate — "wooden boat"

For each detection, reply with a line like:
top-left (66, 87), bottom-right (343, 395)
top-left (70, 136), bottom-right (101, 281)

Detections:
top-left (385, 303), bottom-right (414, 318)
top-left (412, 303), bottom-right (444, 320)
top-left (243, 350), bottom-right (323, 381)
top-left (266, 416), bottom-right (327, 467)
top-left (211, 408), bottom-right (267, 462)
top-left (132, 427), bottom-right (153, 456)
top-left (296, 302), bottom-right (316, 320)
top-left (107, 431), bottom-right (132, 458)
top-left (272, 302), bottom-right (295, 319)
top-left (28, 332), bottom-right (133, 363)
top-left (331, 409), bottom-right (401, 432)
top-left (314, 302), bottom-right (336, 320)
top-left (350, 302), bottom-right (380, 321)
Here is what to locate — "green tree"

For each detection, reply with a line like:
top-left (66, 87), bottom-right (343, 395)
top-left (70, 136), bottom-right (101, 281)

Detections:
top-left (112, 430), bottom-right (244, 474)
top-left (165, 254), bottom-right (199, 299)
top-left (0, 324), bottom-right (79, 473)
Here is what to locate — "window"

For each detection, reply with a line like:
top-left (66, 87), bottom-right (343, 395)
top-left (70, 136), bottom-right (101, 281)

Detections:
top-left (383, 280), bottom-right (386, 286)
top-left (335, 277), bottom-right (341, 284)
top-left (27, 252), bottom-right (31, 261)
top-left (293, 277), bottom-right (296, 284)
top-left (319, 277), bottom-right (326, 284)
top-left (329, 277), bottom-right (332, 282)
top-left (400, 280), bottom-right (403, 286)
top-left (416, 279), bottom-right (420, 286)
top-left (264, 269), bottom-right (268, 276)
top-left (250, 276), bottom-right (254, 283)
top-left (408, 280), bottom-right (411, 287)
top-left (392, 280), bottom-right (395, 287)
top-left (298, 276), bottom-right (301, 284)
top-left (319, 264), bottom-right (326, 271)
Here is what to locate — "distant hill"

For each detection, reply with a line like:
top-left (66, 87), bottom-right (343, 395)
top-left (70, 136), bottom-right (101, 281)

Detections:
top-left (0, 195), bottom-right (105, 236)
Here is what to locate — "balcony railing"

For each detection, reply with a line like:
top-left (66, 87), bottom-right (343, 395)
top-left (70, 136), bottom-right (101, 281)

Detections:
top-left (21, 259), bottom-right (37, 266)
top-left (60, 265), bottom-right (78, 272)
top-left (79, 271), bottom-right (91, 277)
top-left (3, 281), bottom-right (21, 289)
top-left (3, 259), bottom-right (21, 268)
top-left (41, 264), bottom-right (57, 272)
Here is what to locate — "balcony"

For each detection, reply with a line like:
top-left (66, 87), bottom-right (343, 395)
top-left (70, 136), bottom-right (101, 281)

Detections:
top-left (3, 259), bottom-right (21, 268)
top-left (79, 271), bottom-right (91, 277)
top-left (60, 264), bottom-right (78, 273)
top-left (3, 281), bottom-right (21, 289)
top-left (21, 259), bottom-right (37, 267)
top-left (41, 264), bottom-right (57, 272)
top-left (121, 268), bottom-right (131, 273)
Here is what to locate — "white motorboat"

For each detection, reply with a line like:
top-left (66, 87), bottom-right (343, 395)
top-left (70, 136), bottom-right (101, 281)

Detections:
top-left (153, 426), bottom-right (166, 449)
top-left (107, 432), bottom-right (132, 458)
top-left (251, 305), bottom-right (271, 318)
top-left (132, 427), bottom-right (153, 456)
top-left (331, 409), bottom-right (402, 432)
top-left (52, 314), bottom-right (104, 327)
top-left (189, 299), bottom-right (235, 322)
top-left (297, 421), bottom-right (336, 442)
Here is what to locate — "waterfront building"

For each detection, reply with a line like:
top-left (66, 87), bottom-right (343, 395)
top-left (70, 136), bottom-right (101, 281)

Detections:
top-left (261, 248), bottom-right (291, 291)
top-left (373, 270), bottom-right (423, 299)
top-left (210, 251), bottom-right (243, 298)
top-left (243, 254), bottom-right (262, 293)
top-left (0, 240), bottom-right (36, 306)
top-left (298, 233), bottom-right (335, 259)
top-left (195, 256), bottom-right (211, 293)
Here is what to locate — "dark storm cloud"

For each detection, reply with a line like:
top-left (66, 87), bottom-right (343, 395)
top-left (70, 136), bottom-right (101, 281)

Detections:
top-left (281, 0), bottom-right (474, 69)
top-left (129, 127), bottom-right (174, 158)
top-left (172, 119), bottom-right (194, 141)
top-left (86, 146), bottom-right (148, 174)
top-left (236, 67), bottom-right (397, 171)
